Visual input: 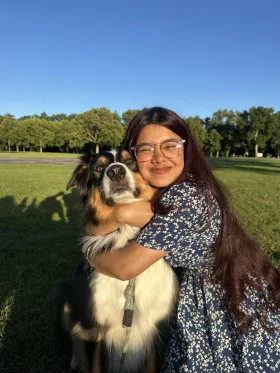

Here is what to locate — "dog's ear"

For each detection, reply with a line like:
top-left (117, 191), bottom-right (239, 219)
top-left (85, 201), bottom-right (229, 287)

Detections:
top-left (66, 161), bottom-right (90, 193)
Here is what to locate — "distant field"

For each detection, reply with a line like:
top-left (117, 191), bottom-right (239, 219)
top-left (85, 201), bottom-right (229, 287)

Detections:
top-left (0, 158), bottom-right (280, 372)
top-left (0, 151), bottom-right (79, 158)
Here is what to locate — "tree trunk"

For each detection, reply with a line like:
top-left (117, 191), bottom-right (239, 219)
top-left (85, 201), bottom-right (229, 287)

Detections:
top-left (95, 144), bottom-right (100, 154)
top-left (16, 145), bottom-right (19, 152)
top-left (39, 146), bottom-right (43, 152)
top-left (209, 151), bottom-right (212, 158)
top-left (23, 146), bottom-right (25, 152)
top-left (255, 143), bottom-right (259, 158)
top-left (216, 151), bottom-right (219, 157)
top-left (226, 149), bottom-right (230, 157)
top-left (8, 140), bottom-right (11, 152)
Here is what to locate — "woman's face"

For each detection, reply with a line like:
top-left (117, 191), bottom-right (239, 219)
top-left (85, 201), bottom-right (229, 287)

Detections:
top-left (135, 124), bottom-right (185, 187)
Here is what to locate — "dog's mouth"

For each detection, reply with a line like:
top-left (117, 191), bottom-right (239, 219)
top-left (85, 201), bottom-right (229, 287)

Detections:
top-left (103, 163), bottom-right (137, 203)
top-left (111, 183), bottom-right (130, 194)
top-left (109, 177), bottom-right (135, 198)
top-left (114, 185), bottom-right (128, 192)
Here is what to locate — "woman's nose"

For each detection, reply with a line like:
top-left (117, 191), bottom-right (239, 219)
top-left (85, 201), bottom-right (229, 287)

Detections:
top-left (151, 146), bottom-right (165, 162)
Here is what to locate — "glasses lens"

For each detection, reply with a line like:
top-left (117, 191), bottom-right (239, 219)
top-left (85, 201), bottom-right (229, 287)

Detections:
top-left (135, 144), bottom-right (154, 161)
top-left (161, 140), bottom-right (182, 158)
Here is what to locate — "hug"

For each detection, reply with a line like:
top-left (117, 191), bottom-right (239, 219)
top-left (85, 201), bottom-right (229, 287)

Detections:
top-left (57, 107), bottom-right (280, 373)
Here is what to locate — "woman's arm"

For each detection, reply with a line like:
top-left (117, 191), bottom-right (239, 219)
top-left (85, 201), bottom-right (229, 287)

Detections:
top-left (88, 241), bottom-right (167, 280)
top-left (83, 200), bottom-right (160, 279)
top-left (85, 200), bottom-right (154, 236)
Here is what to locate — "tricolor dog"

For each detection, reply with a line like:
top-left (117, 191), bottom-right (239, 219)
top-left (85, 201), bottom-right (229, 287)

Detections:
top-left (57, 147), bottom-right (179, 373)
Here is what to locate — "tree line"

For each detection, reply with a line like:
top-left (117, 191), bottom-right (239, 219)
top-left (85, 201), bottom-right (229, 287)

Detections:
top-left (0, 106), bottom-right (279, 157)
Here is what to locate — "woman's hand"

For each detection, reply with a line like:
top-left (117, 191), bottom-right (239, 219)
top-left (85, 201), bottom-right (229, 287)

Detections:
top-left (116, 200), bottom-right (154, 228)
top-left (83, 200), bottom-right (154, 243)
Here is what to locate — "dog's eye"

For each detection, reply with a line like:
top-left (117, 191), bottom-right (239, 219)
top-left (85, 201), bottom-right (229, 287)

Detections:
top-left (95, 166), bottom-right (104, 172)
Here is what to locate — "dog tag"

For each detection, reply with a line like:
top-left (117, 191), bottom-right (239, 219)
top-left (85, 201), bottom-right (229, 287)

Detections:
top-left (122, 309), bottom-right (134, 328)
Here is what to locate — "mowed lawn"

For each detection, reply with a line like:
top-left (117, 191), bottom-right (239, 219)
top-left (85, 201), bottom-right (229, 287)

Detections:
top-left (0, 151), bottom-right (79, 158)
top-left (0, 158), bottom-right (280, 373)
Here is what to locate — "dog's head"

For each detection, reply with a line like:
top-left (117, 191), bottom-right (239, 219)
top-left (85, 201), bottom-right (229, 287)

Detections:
top-left (67, 147), bottom-right (156, 224)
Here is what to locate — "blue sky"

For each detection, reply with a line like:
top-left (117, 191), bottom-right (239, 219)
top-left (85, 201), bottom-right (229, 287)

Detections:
top-left (1, 0), bottom-right (279, 119)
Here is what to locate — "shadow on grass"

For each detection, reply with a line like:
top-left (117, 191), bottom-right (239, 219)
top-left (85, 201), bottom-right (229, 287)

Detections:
top-left (209, 158), bottom-right (280, 175)
top-left (0, 190), bottom-right (81, 373)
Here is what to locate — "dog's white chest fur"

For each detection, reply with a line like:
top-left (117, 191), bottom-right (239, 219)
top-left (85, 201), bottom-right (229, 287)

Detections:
top-left (93, 261), bottom-right (176, 352)
top-left (89, 225), bottom-right (178, 352)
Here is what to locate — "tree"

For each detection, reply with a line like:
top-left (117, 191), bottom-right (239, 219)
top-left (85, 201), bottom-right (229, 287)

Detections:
top-left (79, 107), bottom-right (125, 153)
top-left (269, 112), bottom-right (280, 157)
top-left (121, 109), bottom-right (141, 127)
top-left (204, 129), bottom-right (222, 157)
top-left (20, 118), bottom-right (54, 152)
top-left (49, 113), bottom-right (68, 122)
top-left (0, 117), bottom-right (18, 151)
top-left (211, 109), bottom-right (238, 157)
top-left (55, 120), bottom-right (85, 153)
top-left (247, 106), bottom-right (274, 157)
top-left (236, 110), bottom-right (251, 156)
top-left (186, 116), bottom-right (207, 146)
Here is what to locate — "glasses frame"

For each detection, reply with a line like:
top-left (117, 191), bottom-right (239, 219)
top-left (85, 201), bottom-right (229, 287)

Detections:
top-left (131, 138), bottom-right (186, 162)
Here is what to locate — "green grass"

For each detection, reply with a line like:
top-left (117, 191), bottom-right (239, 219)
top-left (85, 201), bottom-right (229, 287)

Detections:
top-left (0, 151), bottom-right (79, 158)
top-left (0, 159), bottom-right (280, 372)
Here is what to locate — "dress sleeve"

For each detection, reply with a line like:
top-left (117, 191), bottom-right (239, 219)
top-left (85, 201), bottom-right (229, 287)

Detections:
top-left (135, 182), bottom-right (222, 271)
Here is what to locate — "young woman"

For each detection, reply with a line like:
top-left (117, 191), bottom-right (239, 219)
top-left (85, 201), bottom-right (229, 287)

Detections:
top-left (84, 107), bottom-right (280, 372)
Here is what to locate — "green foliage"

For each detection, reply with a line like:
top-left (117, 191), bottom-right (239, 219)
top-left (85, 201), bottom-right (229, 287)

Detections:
top-left (121, 109), bottom-right (141, 127)
top-left (0, 117), bottom-right (18, 151)
top-left (205, 129), bottom-right (222, 157)
top-left (186, 116), bottom-right (207, 146)
top-left (1, 106), bottom-right (280, 156)
top-left (78, 107), bottom-right (125, 150)
top-left (247, 106), bottom-right (275, 156)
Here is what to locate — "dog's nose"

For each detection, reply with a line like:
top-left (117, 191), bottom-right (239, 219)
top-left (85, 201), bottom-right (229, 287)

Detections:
top-left (106, 165), bottom-right (126, 180)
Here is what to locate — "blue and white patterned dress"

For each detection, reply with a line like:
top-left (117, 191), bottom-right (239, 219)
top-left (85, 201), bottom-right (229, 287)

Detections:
top-left (135, 182), bottom-right (280, 372)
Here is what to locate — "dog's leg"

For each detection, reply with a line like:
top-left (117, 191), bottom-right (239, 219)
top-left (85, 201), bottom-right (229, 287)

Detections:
top-left (70, 354), bottom-right (78, 370)
top-left (91, 341), bottom-right (102, 373)
top-left (71, 333), bottom-right (89, 372)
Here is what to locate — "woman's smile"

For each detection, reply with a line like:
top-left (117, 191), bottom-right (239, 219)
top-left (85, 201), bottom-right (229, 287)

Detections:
top-left (150, 167), bottom-right (171, 175)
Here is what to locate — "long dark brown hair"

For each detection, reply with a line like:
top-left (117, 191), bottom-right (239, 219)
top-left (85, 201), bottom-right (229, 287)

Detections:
top-left (123, 106), bottom-right (280, 333)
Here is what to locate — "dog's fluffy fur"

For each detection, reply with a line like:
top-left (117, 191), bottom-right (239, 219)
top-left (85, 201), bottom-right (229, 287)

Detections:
top-left (57, 147), bottom-right (179, 373)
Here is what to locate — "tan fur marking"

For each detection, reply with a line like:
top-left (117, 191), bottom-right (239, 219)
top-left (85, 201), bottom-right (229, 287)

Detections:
top-left (134, 173), bottom-right (157, 200)
top-left (121, 149), bottom-right (130, 159)
top-left (98, 156), bottom-right (108, 164)
top-left (62, 304), bottom-right (73, 332)
top-left (63, 302), bottom-right (72, 313)
top-left (72, 322), bottom-right (100, 341)
top-left (79, 161), bottom-right (88, 173)
top-left (90, 190), bottom-right (114, 223)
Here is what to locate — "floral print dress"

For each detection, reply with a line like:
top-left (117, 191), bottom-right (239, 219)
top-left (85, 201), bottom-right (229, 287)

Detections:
top-left (135, 182), bottom-right (280, 372)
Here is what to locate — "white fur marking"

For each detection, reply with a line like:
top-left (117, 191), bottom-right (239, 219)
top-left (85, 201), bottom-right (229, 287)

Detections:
top-left (102, 162), bottom-right (136, 202)
top-left (109, 149), bottom-right (117, 161)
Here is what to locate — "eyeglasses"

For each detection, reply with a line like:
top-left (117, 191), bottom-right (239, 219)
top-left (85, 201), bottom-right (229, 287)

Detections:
top-left (131, 139), bottom-right (186, 162)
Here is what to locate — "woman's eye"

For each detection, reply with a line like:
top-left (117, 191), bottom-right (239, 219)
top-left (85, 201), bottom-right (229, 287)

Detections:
top-left (138, 147), bottom-right (153, 153)
top-left (95, 166), bottom-right (104, 172)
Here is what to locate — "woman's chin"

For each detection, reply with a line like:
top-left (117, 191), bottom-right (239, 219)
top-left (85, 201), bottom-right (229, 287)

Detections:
top-left (148, 177), bottom-right (175, 188)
